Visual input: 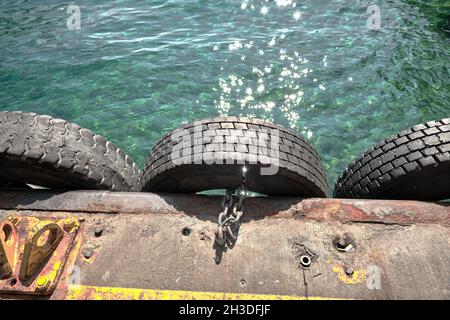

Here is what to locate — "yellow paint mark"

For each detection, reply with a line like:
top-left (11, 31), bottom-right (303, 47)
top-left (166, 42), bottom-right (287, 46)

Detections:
top-left (332, 266), bottom-right (366, 285)
top-left (48, 260), bottom-right (61, 282)
top-left (67, 285), bottom-right (345, 300)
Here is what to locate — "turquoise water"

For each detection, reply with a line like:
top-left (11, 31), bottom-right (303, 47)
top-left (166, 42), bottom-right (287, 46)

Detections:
top-left (1, 0), bottom-right (449, 192)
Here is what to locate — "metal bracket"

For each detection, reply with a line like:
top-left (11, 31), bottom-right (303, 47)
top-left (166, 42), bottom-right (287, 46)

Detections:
top-left (0, 216), bottom-right (81, 295)
top-left (0, 217), bottom-right (19, 280)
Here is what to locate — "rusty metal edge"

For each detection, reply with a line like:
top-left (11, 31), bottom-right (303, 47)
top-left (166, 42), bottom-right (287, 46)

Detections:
top-left (0, 190), bottom-right (449, 227)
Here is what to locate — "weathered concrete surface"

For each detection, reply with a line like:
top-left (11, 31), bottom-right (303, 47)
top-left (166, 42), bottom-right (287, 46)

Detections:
top-left (66, 214), bottom-right (450, 299)
top-left (0, 191), bottom-right (449, 300)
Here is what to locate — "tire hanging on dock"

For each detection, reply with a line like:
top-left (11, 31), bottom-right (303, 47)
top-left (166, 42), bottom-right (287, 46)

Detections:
top-left (0, 111), bottom-right (140, 191)
top-left (140, 117), bottom-right (328, 197)
top-left (334, 118), bottom-right (450, 200)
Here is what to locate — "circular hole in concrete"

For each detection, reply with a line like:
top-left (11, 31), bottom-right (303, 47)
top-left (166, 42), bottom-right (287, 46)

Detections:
top-left (181, 227), bottom-right (191, 236)
top-left (332, 235), bottom-right (356, 252)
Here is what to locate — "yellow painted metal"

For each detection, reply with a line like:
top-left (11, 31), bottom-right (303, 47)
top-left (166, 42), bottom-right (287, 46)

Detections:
top-left (19, 221), bottom-right (64, 283)
top-left (36, 275), bottom-right (50, 290)
top-left (0, 242), bottom-right (11, 279)
top-left (0, 215), bottom-right (82, 295)
top-left (66, 285), bottom-right (346, 300)
top-left (0, 219), bottom-right (19, 279)
top-left (63, 218), bottom-right (80, 233)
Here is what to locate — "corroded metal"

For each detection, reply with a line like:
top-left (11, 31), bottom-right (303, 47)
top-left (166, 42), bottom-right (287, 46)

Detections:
top-left (19, 221), bottom-right (65, 285)
top-left (0, 218), bottom-right (19, 279)
top-left (0, 215), bottom-right (81, 296)
top-left (0, 190), bottom-right (448, 226)
top-left (0, 190), bottom-right (449, 300)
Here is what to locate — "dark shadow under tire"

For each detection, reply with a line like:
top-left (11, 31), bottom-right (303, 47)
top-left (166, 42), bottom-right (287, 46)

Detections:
top-left (140, 117), bottom-right (328, 197)
top-left (0, 111), bottom-right (140, 191)
top-left (334, 118), bottom-right (450, 200)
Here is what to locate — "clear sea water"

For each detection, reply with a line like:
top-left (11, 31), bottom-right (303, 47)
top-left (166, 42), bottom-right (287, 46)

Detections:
top-left (0, 0), bottom-right (449, 193)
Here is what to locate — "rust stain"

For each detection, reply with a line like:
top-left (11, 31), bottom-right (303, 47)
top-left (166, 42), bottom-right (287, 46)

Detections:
top-left (291, 199), bottom-right (450, 227)
top-left (1, 191), bottom-right (449, 227)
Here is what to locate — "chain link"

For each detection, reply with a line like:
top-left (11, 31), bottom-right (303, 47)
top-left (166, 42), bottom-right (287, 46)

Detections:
top-left (214, 167), bottom-right (247, 246)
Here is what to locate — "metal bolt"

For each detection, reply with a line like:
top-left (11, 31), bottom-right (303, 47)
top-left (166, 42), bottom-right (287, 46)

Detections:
top-left (35, 276), bottom-right (51, 290)
top-left (63, 218), bottom-right (78, 232)
top-left (344, 243), bottom-right (354, 252)
top-left (6, 216), bottom-right (19, 225)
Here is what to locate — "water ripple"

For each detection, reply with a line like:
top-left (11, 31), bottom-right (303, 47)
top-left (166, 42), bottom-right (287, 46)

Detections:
top-left (0, 0), bottom-right (449, 191)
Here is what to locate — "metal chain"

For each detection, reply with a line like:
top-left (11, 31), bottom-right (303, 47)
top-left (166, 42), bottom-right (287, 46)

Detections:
top-left (215, 167), bottom-right (247, 246)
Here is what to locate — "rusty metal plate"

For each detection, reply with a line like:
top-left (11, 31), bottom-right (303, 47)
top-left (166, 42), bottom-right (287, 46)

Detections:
top-left (0, 215), bottom-right (81, 295)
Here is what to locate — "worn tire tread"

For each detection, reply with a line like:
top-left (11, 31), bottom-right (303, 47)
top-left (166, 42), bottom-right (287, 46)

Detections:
top-left (334, 118), bottom-right (450, 200)
top-left (0, 111), bottom-right (140, 191)
top-left (141, 116), bottom-right (328, 196)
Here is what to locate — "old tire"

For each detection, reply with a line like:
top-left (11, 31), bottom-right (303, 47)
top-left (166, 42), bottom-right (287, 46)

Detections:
top-left (140, 117), bottom-right (328, 197)
top-left (334, 118), bottom-right (450, 200)
top-left (0, 111), bottom-right (140, 191)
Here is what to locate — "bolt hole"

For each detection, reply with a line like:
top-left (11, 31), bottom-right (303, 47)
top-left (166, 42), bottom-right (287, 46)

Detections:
top-left (94, 227), bottom-right (104, 238)
top-left (9, 278), bottom-right (17, 287)
top-left (300, 255), bottom-right (312, 268)
top-left (181, 227), bottom-right (191, 236)
top-left (83, 248), bottom-right (93, 259)
top-left (332, 235), bottom-right (356, 253)
top-left (344, 267), bottom-right (354, 276)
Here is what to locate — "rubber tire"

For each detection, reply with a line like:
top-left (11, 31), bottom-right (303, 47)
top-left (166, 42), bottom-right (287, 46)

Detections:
top-left (0, 111), bottom-right (140, 191)
top-left (334, 118), bottom-right (450, 200)
top-left (140, 117), bottom-right (328, 197)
